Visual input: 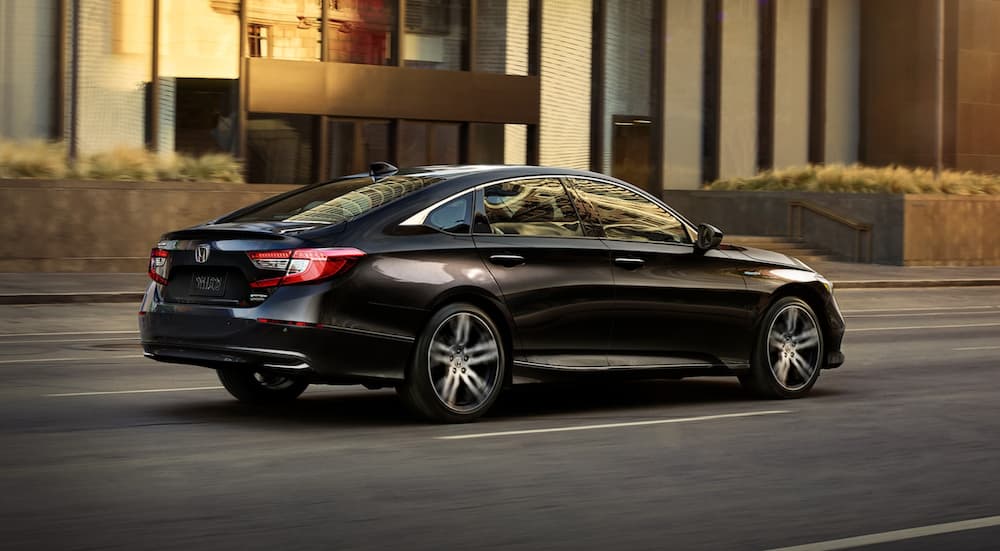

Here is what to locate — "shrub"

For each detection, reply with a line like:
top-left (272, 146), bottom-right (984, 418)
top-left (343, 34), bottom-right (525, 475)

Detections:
top-left (0, 140), bottom-right (69, 179)
top-left (707, 164), bottom-right (1000, 195)
top-left (0, 141), bottom-right (244, 183)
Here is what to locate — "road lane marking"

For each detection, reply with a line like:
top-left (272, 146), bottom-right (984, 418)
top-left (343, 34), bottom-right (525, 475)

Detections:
top-left (846, 310), bottom-right (1000, 319)
top-left (765, 514), bottom-right (1000, 551)
top-left (0, 330), bottom-right (139, 338)
top-left (848, 322), bottom-right (1000, 332)
top-left (435, 410), bottom-right (791, 440)
top-left (0, 355), bottom-right (143, 365)
top-left (44, 386), bottom-right (223, 397)
top-left (840, 305), bottom-right (998, 314)
top-left (0, 337), bottom-right (139, 345)
top-left (954, 345), bottom-right (1000, 351)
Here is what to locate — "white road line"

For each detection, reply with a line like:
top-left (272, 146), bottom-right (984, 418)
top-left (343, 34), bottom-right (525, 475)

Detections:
top-left (0, 330), bottom-right (139, 338)
top-left (765, 514), bottom-right (1000, 551)
top-left (954, 345), bottom-right (1000, 351)
top-left (45, 386), bottom-right (223, 397)
top-left (848, 322), bottom-right (1000, 332)
top-left (840, 305), bottom-right (998, 314)
top-left (847, 310), bottom-right (1000, 319)
top-left (0, 337), bottom-right (139, 345)
top-left (435, 410), bottom-right (790, 440)
top-left (0, 355), bottom-right (143, 365)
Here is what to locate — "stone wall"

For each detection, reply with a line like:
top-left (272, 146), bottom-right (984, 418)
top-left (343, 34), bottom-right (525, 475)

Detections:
top-left (0, 180), bottom-right (296, 272)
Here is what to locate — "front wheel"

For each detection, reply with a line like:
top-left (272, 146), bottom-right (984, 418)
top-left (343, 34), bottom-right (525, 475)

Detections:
top-left (398, 303), bottom-right (506, 423)
top-left (216, 367), bottom-right (309, 404)
top-left (740, 297), bottom-right (824, 399)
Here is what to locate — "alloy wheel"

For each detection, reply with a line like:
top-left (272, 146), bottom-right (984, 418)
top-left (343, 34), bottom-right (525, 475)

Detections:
top-left (766, 303), bottom-right (823, 391)
top-left (427, 312), bottom-right (502, 413)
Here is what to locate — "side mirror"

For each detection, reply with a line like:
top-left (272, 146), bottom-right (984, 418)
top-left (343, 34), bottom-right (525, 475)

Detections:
top-left (695, 223), bottom-right (724, 253)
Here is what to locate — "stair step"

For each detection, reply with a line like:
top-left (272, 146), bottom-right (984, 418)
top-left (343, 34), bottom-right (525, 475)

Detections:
top-left (725, 235), bottom-right (834, 262)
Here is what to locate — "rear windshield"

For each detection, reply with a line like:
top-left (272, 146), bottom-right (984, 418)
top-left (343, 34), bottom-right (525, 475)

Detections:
top-left (228, 175), bottom-right (444, 224)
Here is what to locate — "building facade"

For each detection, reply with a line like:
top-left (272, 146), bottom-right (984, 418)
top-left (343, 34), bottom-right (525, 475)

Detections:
top-left (0, 0), bottom-right (996, 194)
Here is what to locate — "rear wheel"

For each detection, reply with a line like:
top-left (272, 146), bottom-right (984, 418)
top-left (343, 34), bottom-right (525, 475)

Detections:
top-left (216, 367), bottom-right (309, 404)
top-left (740, 297), bottom-right (824, 399)
top-left (398, 303), bottom-right (506, 423)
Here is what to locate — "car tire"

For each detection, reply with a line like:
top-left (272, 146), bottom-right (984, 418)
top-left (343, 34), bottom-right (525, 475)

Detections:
top-left (740, 296), bottom-right (824, 399)
top-left (216, 367), bottom-right (309, 404)
top-left (398, 303), bottom-right (507, 423)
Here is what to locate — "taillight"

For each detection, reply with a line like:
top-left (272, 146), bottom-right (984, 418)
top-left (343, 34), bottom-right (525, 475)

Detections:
top-left (148, 248), bottom-right (169, 285)
top-left (247, 248), bottom-right (365, 288)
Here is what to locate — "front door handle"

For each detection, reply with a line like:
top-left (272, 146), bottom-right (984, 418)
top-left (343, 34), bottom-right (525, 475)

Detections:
top-left (614, 257), bottom-right (645, 270)
top-left (489, 254), bottom-right (525, 267)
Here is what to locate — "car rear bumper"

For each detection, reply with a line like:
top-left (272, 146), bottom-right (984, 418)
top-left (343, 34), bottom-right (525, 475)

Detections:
top-left (139, 285), bottom-right (414, 384)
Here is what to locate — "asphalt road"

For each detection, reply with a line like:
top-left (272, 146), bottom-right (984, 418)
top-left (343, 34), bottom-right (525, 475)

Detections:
top-left (1, 287), bottom-right (999, 550)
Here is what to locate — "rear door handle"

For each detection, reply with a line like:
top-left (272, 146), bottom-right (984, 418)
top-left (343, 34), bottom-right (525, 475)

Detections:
top-left (613, 257), bottom-right (645, 270)
top-left (489, 254), bottom-right (525, 267)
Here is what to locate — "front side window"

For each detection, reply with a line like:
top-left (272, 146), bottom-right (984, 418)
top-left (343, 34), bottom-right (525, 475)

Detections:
top-left (481, 178), bottom-right (583, 237)
top-left (569, 179), bottom-right (691, 244)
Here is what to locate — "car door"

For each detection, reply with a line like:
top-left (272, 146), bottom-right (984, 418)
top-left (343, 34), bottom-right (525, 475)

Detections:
top-left (472, 176), bottom-right (615, 368)
top-left (566, 177), bottom-right (758, 368)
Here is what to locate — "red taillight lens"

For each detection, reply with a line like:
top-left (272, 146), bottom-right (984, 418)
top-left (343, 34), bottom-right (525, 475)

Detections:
top-left (148, 248), bottom-right (169, 285)
top-left (247, 248), bottom-right (365, 288)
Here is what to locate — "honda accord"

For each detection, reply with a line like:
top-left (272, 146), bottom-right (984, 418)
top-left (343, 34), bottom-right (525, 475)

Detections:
top-left (140, 164), bottom-right (845, 422)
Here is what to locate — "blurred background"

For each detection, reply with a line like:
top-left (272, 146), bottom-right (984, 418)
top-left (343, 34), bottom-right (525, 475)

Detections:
top-left (5, 0), bottom-right (995, 189)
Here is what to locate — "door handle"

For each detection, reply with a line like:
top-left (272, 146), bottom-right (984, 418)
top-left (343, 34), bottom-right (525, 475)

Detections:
top-left (489, 254), bottom-right (525, 267)
top-left (614, 257), bottom-right (645, 269)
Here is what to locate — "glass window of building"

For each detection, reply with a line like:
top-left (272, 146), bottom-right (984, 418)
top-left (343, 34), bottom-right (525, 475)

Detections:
top-left (327, 119), bottom-right (392, 179)
top-left (325, 0), bottom-right (397, 65)
top-left (468, 123), bottom-right (527, 165)
top-left (246, 114), bottom-right (318, 184)
top-left (473, 0), bottom-right (529, 75)
top-left (600, 0), bottom-right (656, 191)
top-left (158, 0), bottom-right (241, 154)
top-left (246, 0), bottom-right (321, 61)
top-left (404, 0), bottom-right (469, 70)
top-left (398, 121), bottom-right (461, 166)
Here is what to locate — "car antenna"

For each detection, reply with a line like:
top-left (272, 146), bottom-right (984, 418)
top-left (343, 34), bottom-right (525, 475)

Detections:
top-left (369, 161), bottom-right (398, 183)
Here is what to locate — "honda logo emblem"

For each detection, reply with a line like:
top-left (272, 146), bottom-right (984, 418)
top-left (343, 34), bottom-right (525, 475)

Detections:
top-left (194, 244), bottom-right (211, 264)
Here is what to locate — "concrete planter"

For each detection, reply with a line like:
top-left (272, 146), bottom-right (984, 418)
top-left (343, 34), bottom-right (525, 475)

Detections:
top-left (0, 179), bottom-right (298, 272)
top-left (663, 189), bottom-right (1000, 266)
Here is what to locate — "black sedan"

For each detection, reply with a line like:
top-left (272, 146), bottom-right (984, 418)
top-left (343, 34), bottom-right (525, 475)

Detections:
top-left (140, 164), bottom-right (845, 422)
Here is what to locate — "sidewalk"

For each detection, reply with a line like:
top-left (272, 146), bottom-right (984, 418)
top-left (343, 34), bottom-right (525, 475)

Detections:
top-left (1, 264), bottom-right (999, 305)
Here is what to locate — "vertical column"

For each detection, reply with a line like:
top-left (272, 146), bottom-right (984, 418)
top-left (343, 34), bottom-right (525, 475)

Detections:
top-left (824, 0), bottom-right (859, 164)
top-left (772, 0), bottom-right (811, 168)
top-left (662, 0), bottom-right (705, 189)
top-left (538, 0), bottom-right (591, 169)
top-left (718, 0), bottom-right (759, 179)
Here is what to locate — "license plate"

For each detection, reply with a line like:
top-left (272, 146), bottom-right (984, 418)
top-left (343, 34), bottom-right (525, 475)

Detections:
top-left (190, 272), bottom-right (227, 297)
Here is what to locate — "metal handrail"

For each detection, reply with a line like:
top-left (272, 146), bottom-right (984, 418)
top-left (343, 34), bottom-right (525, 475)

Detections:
top-left (788, 201), bottom-right (873, 263)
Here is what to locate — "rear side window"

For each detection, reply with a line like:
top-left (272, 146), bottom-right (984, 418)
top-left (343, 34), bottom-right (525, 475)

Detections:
top-left (425, 193), bottom-right (472, 234)
top-left (570, 179), bottom-right (691, 244)
top-left (228, 175), bottom-right (443, 224)
top-left (481, 178), bottom-right (583, 237)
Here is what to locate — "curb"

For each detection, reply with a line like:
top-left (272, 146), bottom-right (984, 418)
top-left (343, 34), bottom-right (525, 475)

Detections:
top-left (833, 279), bottom-right (1000, 289)
top-left (0, 292), bottom-right (144, 305)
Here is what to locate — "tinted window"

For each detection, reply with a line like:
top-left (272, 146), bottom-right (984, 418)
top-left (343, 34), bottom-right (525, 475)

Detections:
top-left (482, 178), bottom-right (583, 237)
top-left (570, 179), bottom-right (691, 244)
top-left (425, 193), bottom-right (472, 234)
top-left (228, 175), bottom-right (443, 224)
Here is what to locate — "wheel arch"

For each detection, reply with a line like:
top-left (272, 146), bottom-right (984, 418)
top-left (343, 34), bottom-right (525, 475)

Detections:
top-left (766, 282), bottom-right (833, 350)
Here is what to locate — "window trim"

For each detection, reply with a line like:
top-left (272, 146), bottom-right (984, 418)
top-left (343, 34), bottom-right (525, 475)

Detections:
top-left (399, 174), bottom-right (697, 243)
